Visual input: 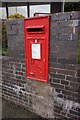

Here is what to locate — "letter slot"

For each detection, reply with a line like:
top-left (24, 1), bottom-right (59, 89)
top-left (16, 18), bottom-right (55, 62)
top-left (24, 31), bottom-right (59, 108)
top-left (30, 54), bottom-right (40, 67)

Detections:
top-left (26, 26), bottom-right (44, 33)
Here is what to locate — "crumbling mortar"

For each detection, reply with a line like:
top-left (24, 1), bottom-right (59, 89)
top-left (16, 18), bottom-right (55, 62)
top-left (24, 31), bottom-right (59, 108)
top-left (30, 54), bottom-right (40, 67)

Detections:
top-left (53, 88), bottom-right (80, 113)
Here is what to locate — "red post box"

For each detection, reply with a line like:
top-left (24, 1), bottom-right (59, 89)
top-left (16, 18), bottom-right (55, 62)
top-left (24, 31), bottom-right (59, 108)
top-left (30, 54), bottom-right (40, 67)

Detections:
top-left (24, 16), bottom-right (49, 82)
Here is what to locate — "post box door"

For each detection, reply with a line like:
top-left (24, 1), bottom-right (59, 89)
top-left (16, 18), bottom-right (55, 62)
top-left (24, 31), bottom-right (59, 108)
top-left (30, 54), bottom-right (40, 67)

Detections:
top-left (24, 16), bottom-right (49, 82)
top-left (27, 39), bottom-right (46, 81)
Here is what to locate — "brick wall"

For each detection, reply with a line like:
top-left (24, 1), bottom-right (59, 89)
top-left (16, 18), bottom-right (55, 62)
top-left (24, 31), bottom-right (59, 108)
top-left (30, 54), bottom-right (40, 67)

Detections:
top-left (2, 11), bottom-right (80, 119)
top-left (49, 11), bottom-right (80, 120)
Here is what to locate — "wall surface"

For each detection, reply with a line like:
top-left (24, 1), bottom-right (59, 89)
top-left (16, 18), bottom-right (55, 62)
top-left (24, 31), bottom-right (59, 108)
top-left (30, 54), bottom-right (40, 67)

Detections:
top-left (2, 11), bottom-right (80, 119)
top-left (49, 11), bottom-right (80, 119)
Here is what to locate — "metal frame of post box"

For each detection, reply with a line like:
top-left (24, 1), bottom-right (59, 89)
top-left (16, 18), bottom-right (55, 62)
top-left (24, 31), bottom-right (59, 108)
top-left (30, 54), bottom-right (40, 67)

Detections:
top-left (24, 16), bottom-right (49, 82)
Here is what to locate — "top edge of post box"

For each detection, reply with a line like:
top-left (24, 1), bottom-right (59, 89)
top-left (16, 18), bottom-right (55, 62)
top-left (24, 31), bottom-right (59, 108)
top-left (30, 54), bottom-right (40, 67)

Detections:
top-left (24, 15), bottom-right (50, 20)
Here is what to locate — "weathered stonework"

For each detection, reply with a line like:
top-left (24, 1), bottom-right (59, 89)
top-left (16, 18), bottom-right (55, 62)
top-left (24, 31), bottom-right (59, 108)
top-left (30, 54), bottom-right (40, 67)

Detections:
top-left (1, 11), bottom-right (80, 119)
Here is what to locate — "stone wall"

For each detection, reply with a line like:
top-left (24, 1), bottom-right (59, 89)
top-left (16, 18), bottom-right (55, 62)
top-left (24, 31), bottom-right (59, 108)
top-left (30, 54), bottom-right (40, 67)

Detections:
top-left (2, 11), bottom-right (80, 119)
top-left (49, 11), bottom-right (80, 119)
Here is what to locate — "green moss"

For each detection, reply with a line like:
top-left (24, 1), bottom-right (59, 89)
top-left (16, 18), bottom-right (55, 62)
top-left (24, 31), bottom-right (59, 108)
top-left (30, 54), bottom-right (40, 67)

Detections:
top-left (77, 39), bottom-right (80, 64)
top-left (2, 47), bottom-right (8, 56)
top-left (77, 47), bottom-right (80, 64)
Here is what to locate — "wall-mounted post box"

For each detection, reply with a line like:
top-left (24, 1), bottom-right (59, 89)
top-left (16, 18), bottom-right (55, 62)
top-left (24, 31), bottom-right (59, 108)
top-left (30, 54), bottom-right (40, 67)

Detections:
top-left (24, 16), bottom-right (49, 82)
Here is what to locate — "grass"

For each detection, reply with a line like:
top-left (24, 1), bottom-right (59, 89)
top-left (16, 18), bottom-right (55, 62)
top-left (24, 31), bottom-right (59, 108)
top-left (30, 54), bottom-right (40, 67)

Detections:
top-left (0, 46), bottom-right (8, 56)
